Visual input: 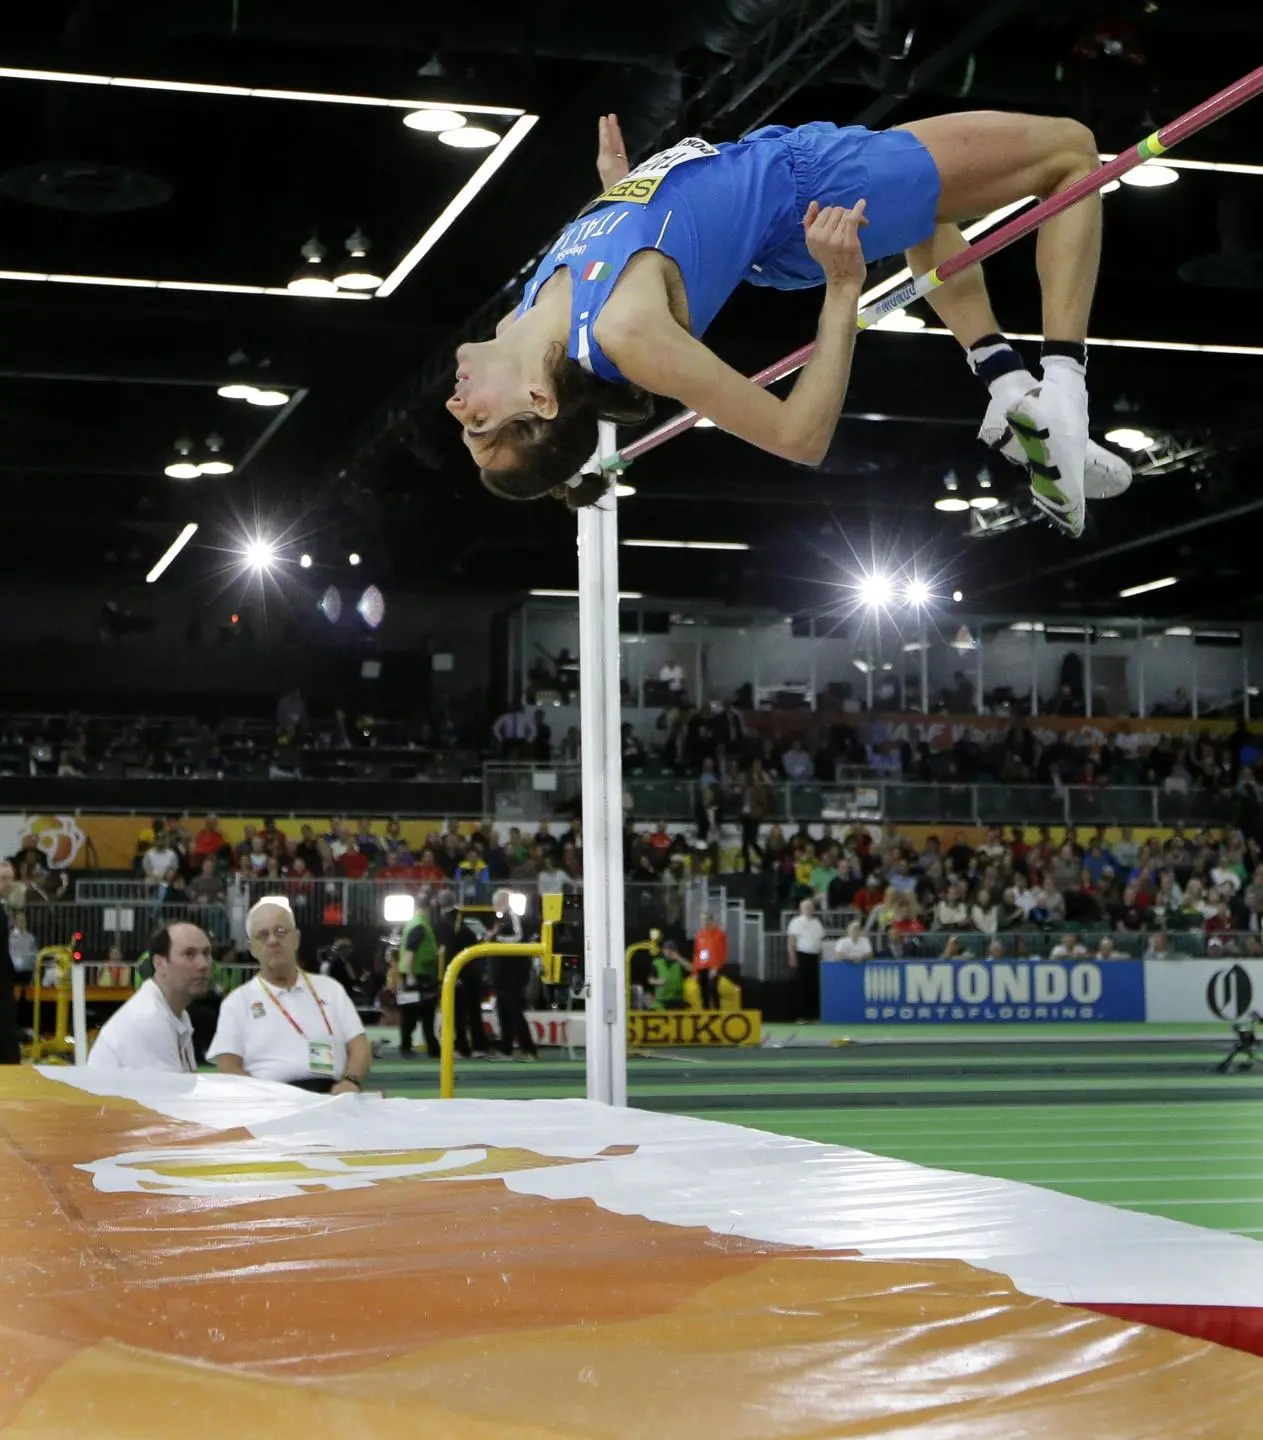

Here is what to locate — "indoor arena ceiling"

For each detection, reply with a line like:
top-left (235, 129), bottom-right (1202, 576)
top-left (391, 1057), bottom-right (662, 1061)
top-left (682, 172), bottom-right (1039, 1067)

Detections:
top-left (2, 0), bottom-right (1262, 621)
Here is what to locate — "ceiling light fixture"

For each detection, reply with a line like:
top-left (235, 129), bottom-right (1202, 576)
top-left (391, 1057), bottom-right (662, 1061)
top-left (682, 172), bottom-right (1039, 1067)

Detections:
top-left (934, 497), bottom-right (971, 513)
top-left (1105, 426), bottom-right (1156, 451)
top-left (375, 114), bottom-right (539, 298)
top-left (621, 539), bottom-right (749, 550)
top-left (334, 229), bottom-right (384, 291)
top-left (287, 236), bottom-right (339, 297)
top-left (871, 310), bottom-right (926, 331)
top-left (1164, 625), bottom-right (1193, 637)
top-left (1119, 163), bottom-right (1181, 189)
top-left (244, 387), bottom-right (289, 407)
top-left (403, 108), bottom-right (466, 133)
top-left (1119, 576), bottom-right (1179, 598)
top-left (1101, 180), bottom-right (1122, 195)
top-left (164, 437), bottom-right (201, 480)
top-left (299, 553), bottom-right (313, 569)
top-left (952, 590), bottom-right (963, 603)
top-left (903, 578), bottom-right (931, 607)
top-left (528, 589), bottom-right (644, 599)
top-left (348, 551), bottom-right (362, 566)
top-left (245, 538), bottom-right (275, 570)
top-left (857, 572), bottom-right (893, 608)
top-left (146, 523), bottom-right (198, 584)
top-left (197, 434), bottom-right (234, 476)
top-left (969, 495), bottom-right (1000, 511)
top-left (438, 125), bottom-right (501, 149)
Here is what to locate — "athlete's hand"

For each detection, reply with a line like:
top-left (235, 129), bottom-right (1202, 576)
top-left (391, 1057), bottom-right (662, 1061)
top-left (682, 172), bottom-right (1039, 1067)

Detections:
top-left (803, 199), bottom-right (868, 291)
top-left (597, 113), bottom-right (630, 190)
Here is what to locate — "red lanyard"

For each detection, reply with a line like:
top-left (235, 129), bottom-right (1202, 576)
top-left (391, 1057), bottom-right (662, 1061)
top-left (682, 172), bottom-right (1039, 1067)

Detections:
top-left (258, 971), bottom-right (332, 1037)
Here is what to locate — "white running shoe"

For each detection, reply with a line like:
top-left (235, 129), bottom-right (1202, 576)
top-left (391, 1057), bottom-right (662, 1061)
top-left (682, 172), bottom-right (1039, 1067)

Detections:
top-left (980, 391), bottom-right (1132, 500)
top-left (999, 379), bottom-right (1089, 538)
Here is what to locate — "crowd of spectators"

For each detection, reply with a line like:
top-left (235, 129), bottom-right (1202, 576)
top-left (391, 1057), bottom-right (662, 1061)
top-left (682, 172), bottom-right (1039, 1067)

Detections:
top-left (770, 822), bottom-right (1263, 962)
top-left (133, 815), bottom-right (587, 900)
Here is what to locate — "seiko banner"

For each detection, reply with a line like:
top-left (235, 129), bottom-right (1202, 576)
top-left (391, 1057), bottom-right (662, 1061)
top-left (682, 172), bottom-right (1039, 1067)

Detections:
top-left (1144, 959), bottom-right (1263, 1023)
top-left (823, 959), bottom-right (1147, 1024)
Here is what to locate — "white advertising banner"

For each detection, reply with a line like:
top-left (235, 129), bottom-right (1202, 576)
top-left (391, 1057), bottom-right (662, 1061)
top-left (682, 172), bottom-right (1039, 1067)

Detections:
top-left (1144, 959), bottom-right (1263, 1022)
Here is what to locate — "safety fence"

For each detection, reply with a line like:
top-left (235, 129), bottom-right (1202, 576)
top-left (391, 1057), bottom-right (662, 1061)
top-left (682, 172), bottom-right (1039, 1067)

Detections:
top-left (485, 764), bottom-right (1247, 827)
top-left (759, 924), bottom-right (1262, 982)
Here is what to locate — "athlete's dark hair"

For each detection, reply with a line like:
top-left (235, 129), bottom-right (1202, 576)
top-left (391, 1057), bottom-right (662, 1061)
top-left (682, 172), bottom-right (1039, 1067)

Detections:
top-left (478, 344), bottom-right (654, 509)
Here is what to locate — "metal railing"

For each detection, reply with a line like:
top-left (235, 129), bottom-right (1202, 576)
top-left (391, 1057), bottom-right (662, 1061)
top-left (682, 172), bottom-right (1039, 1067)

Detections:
top-left (486, 764), bottom-right (1248, 826)
top-left (759, 926), bottom-right (1259, 980)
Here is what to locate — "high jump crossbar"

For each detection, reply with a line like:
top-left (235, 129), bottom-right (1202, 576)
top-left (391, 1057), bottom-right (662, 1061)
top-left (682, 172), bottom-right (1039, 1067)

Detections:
top-left (608, 61), bottom-right (1263, 471)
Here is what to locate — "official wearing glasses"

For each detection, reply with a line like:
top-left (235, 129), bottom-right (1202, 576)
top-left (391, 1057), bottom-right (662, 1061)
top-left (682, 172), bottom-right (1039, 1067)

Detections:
top-left (208, 898), bottom-right (371, 1094)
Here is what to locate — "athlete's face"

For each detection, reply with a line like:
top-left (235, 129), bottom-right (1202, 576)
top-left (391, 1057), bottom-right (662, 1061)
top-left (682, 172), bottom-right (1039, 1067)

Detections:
top-left (447, 340), bottom-right (554, 469)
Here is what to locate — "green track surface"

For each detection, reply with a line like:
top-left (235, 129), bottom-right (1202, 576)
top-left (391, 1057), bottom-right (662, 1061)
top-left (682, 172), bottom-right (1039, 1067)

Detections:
top-left (366, 1022), bottom-right (1263, 1237)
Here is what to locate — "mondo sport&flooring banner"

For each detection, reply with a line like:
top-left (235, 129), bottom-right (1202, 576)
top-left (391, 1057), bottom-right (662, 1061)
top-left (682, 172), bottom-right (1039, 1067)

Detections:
top-left (823, 959), bottom-right (1146, 1024)
top-left (1144, 959), bottom-right (1263, 1023)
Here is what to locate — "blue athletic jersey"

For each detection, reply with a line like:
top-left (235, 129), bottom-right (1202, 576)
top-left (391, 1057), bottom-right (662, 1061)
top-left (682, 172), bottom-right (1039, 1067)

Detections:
top-left (514, 125), bottom-right (940, 385)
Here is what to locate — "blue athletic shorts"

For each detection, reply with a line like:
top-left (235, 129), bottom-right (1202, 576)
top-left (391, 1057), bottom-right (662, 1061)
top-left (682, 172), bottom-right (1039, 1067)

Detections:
top-left (741, 121), bottom-right (941, 289)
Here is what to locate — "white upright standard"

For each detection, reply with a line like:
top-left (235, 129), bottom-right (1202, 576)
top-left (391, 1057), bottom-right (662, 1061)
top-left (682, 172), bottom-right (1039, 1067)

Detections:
top-left (576, 420), bottom-right (629, 1105)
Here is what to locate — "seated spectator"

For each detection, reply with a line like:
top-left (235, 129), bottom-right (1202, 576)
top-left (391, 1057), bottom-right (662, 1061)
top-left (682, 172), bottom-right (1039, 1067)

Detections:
top-left (985, 938), bottom-right (1004, 962)
top-left (142, 835), bottom-right (179, 886)
top-left (971, 887), bottom-right (999, 936)
top-left (1111, 883), bottom-right (1149, 934)
top-left (208, 900), bottom-right (369, 1093)
top-left (933, 882), bottom-right (971, 932)
top-left (192, 815), bottom-right (229, 866)
top-left (780, 738), bottom-right (814, 782)
top-left (941, 934), bottom-right (968, 959)
top-left (1205, 899), bottom-right (1234, 941)
top-left (833, 921), bottom-right (872, 963)
top-left (888, 894), bottom-right (925, 940)
top-left (86, 924), bottom-right (213, 1072)
top-left (245, 833), bottom-right (271, 877)
top-left (336, 838), bottom-right (371, 881)
top-left (1096, 937), bottom-right (1119, 961)
top-left (1049, 934), bottom-right (1088, 960)
top-left (187, 858), bottom-right (226, 905)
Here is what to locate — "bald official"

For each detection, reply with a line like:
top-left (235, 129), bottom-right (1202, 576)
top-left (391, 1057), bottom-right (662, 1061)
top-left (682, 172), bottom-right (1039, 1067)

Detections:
top-left (208, 899), bottom-right (370, 1093)
top-left (88, 922), bottom-right (212, 1072)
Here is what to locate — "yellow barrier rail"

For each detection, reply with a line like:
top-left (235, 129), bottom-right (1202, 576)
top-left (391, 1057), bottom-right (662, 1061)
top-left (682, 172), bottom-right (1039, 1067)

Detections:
top-left (439, 894), bottom-right (565, 1099)
top-left (23, 947), bottom-right (75, 1064)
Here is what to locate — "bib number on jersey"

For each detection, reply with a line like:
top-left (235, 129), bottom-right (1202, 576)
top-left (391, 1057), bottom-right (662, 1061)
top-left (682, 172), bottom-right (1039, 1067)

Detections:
top-left (594, 137), bottom-right (720, 207)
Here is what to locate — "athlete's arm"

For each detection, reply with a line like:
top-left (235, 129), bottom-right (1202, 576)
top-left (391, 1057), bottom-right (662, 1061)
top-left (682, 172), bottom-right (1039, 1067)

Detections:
top-left (610, 203), bottom-right (868, 466)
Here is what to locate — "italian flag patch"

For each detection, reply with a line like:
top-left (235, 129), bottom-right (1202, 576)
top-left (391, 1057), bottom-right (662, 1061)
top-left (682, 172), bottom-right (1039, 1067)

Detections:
top-left (582, 260), bottom-right (611, 281)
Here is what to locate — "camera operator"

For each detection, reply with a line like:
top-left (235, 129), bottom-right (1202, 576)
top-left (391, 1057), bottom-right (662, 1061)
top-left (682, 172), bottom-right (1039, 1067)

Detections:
top-left (1217, 1010), bottom-right (1261, 1073)
top-left (434, 892), bottom-right (487, 1059)
top-left (486, 887), bottom-right (538, 1063)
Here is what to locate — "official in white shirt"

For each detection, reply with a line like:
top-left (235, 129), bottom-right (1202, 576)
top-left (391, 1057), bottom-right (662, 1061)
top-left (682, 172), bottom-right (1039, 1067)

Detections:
top-left (87, 923), bottom-right (212, 1072)
top-left (786, 898), bottom-right (827, 1021)
top-left (208, 899), bottom-right (370, 1093)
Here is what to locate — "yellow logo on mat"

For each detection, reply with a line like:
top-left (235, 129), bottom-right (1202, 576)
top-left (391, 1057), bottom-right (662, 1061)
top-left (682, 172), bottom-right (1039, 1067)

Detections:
top-left (78, 1142), bottom-right (630, 1200)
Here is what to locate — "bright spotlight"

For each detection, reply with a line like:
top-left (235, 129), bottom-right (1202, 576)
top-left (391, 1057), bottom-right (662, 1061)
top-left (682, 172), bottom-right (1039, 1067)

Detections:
top-left (348, 551), bottom-right (362, 567)
top-left (857, 572), bottom-right (893, 608)
top-left (299, 553), bottom-right (313, 569)
top-left (952, 590), bottom-right (964, 603)
top-left (245, 539), bottom-right (274, 570)
top-left (1105, 426), bottom-right (1155, 452)
top-left (1120, 163), bottom-right (1179, 188)
top-left (904, 578), bottom-right (931, 607)
top-left (383, 893), bottom-right (415, 924)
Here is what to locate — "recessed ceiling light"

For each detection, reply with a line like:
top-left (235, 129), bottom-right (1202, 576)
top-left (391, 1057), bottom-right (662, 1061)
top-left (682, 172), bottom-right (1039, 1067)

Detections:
top-left (439, 126), bottom-right (500, 150)
top-left (217, 382), bottom-right (256, 400)
top-left (968, 496), bottom-right (1000, 510)
top-left (1118, 576), bottom-right (1178, 598)
top-left (1105, 426), bottom-right (1156, 451)
top-left (245, 388), bottom-right (289, 407)
top-left (934, 497), bottom-right (971, 513)
top-left (403, 109), bottom-right (466, 133)
top-left (1120, 163), bottom-right (1179, 188)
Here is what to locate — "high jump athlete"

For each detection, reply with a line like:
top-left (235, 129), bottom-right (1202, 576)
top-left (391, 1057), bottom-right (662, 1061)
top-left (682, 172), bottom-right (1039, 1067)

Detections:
top-left (450, 112), bottom-right (1130, 536)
